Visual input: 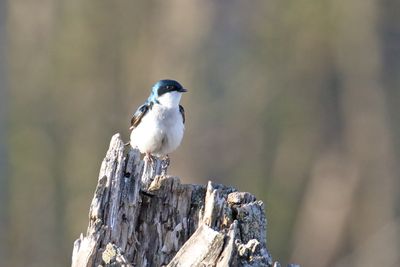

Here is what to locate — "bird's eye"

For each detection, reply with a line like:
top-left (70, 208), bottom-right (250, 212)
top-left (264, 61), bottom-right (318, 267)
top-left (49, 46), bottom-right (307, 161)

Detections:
top-left (166, 85), bottom-right (173, 90)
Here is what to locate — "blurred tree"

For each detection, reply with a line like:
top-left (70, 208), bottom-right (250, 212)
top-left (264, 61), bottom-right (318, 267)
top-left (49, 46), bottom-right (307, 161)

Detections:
top-left (8, 1), bottom-right (61, 266)
top-left (0, 0), bottom-right (9, 263)
top-left (290, 1), bottom-right (400, 266)
top-left (381, 0), bottom-right (400, 174)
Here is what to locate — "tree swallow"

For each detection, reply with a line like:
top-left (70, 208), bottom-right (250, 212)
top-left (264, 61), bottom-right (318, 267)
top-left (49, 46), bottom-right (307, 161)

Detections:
top-left (129, 79), bottom-right (187, 164)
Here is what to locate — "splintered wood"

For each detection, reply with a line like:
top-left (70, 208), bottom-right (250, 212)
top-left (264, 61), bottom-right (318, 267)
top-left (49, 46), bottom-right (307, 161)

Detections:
top-left (71, 134), bottom-right (273, 267)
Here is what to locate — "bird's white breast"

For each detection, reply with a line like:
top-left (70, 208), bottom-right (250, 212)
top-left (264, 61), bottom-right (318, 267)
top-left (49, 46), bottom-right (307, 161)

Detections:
top-left (130, 103), bottom-right (184, 157)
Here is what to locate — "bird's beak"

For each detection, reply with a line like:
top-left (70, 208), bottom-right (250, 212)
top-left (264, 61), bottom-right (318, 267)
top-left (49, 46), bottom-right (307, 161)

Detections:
top-left (179, 88), bottom-right (188, 93)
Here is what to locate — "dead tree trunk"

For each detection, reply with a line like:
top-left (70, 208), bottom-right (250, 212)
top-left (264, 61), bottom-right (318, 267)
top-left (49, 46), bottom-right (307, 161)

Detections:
top-left (71, 134), bottom-right (295, 267)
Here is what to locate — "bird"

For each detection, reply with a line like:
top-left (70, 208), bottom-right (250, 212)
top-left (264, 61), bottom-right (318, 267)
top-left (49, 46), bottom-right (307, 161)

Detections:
top-left (129, 79), bottom-right (187, 166)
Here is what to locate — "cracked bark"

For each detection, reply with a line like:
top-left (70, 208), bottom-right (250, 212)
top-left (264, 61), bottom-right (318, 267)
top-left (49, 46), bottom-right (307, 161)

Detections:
top-left (71, 134), bottom-right (294, 267)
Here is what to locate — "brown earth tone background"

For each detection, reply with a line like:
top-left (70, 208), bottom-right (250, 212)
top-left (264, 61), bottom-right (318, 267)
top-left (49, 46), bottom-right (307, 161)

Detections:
top-left (0, 1), bottom-right (399, 266)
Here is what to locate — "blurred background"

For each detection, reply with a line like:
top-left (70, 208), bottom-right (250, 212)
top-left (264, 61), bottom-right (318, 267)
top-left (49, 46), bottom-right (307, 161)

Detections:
top-left (0, 0), bottom-right (399, 266)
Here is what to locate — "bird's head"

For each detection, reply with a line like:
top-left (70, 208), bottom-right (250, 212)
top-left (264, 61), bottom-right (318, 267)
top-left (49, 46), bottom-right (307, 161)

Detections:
top-left (150, 79), bottom-right (187, 107)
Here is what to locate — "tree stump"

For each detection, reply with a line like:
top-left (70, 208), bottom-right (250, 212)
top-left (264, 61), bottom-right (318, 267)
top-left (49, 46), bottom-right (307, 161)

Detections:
top-left (71, 134), bottom-right (295, 267)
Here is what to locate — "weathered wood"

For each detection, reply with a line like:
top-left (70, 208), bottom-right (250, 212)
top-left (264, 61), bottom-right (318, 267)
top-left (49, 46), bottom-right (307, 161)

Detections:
top-left (71, 134), bottom-right (294, 267)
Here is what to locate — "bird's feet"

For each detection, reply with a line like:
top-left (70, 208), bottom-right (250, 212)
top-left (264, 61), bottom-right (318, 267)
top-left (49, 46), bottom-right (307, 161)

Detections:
top-left (161, 155), bottom-right (170, 175)
top-left (144, 152), bottom-right (156, 164)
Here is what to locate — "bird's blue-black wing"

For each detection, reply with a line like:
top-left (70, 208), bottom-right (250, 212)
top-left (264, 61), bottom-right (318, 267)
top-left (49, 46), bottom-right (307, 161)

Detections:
top-left (130, 102), bottom-right (153, 130)
top-left (179, 105), bottom-right (185, 124)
